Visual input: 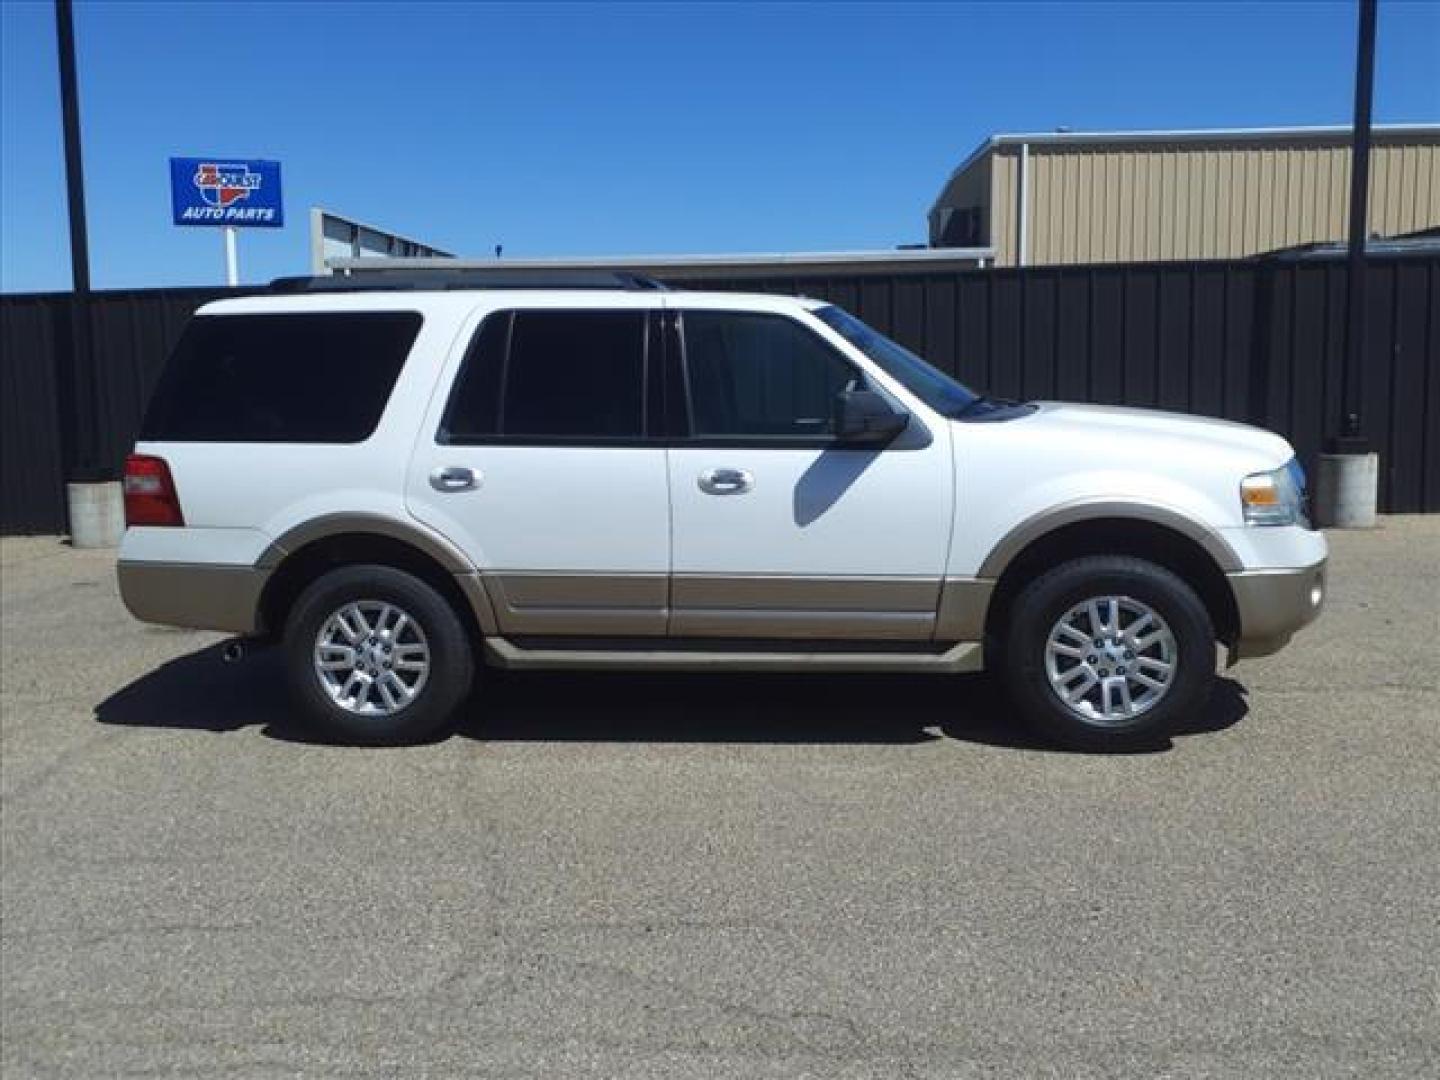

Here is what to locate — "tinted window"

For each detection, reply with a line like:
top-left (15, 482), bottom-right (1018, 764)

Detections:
top-left (438, 313), bottom-right (508, 442)
top-left (812, 305), bottom-right (978, 417)
top-left (442, 310), bottom-right (647, 441)
top-left (141, 312), bottom-right (420, 443)
top-left (681, 311), bottom-right (858, 438)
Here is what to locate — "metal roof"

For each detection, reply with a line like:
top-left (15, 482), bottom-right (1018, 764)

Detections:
top-left (329, 246), bottom-right (996, 278)
top-left (272, 269), bottom-right (667, 293)
top-left (1265, 231), bottom-right (1440, 261)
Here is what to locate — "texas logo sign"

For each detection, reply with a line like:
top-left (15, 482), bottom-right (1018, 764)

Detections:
top-left (170, 157), bottom-right (283, 228)
top-left (193, 162), bottom-right (262, 208)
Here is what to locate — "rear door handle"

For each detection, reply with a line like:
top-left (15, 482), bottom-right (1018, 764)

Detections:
top-left (698, 467), bottom-right (754, 495)
top-left (430, 466), bottom-right (480, 492)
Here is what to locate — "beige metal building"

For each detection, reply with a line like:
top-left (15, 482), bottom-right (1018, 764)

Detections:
top-left (929, 124), bottom-right (1440, 267)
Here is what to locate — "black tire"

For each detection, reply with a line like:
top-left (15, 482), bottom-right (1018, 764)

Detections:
top-left (282, 564), bottom-right (475, 745)
top-left (1000, 555), bottom-right (1215, 751)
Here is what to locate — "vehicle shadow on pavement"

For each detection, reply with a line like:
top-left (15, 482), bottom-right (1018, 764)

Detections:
top-left (95, 642), bottom-right (1249, 753)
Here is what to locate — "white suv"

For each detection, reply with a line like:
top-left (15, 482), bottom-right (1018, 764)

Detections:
top-left (118, 271), bottom-right (1327, 750)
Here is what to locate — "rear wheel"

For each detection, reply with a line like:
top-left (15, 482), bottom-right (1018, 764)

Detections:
top-left (282, 564), bottom-right (474, 744)
top-left (1000, 556), bottom-right (1215, 751)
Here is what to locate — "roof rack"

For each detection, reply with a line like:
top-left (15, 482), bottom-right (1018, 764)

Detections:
top-left (268, 269), bottom-right (668, 293)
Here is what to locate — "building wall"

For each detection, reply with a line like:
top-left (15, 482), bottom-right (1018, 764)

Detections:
top-left (928, 154), bottom-right (991, 248)
top-left (944, 133), bottom-right (1439, 267)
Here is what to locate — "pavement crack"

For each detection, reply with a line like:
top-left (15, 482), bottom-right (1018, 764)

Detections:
top-left (6, 921), bottom-right (265, 947)
top-left (519, 948), bottom-right (871, 1054)
top-left (0, 728), bottom-right (129, 804)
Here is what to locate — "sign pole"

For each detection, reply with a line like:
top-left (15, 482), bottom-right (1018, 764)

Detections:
top-left (223, 226), bottom-right (239, 286)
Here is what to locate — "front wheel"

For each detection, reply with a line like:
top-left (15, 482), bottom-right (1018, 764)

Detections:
top-left (282, 564), bottom-right (475, 745)
top-left (1000, 556), bottom-right (1216, 751)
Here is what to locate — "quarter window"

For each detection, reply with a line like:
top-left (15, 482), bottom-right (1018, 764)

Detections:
top-left (141, 312), bottom-right (421, 443)
top-left (680, 311), bottom-right (859, 439)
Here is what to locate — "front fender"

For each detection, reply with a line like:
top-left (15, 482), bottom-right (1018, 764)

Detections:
top-left (974, 495), bottom-right (1244, 580)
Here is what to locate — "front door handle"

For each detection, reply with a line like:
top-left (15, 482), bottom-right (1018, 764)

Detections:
top-left (698, 467), bottom-right (754, 495)
top-left (429, 466), bottom-right (480, 492)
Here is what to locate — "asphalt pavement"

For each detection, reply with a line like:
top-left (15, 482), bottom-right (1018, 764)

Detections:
top-left (2, 520), bottom-right (1437, 1078)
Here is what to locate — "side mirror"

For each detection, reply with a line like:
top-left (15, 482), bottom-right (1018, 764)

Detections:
top-left (834, 388), bottom-right (909, 445)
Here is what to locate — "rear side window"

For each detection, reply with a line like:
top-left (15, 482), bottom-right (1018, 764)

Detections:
top-left (140, 312), bottom-right (421, 443)
top-left (441, 310), bottom-right (647, 442)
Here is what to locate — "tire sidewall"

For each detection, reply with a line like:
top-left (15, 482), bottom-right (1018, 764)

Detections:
top-left (1004, 558), bottom-right (1215, 749)
top-left (283, 564), bottom-right (474, 745)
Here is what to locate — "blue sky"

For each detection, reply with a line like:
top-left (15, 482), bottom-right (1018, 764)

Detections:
top-left (2, 1), bottom-right (1437, 292)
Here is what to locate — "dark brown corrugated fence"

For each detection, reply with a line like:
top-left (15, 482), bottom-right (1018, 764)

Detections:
top-left (1, 255), bottom-right (1436, 534)
top-left (672, 254), bottom-right (1439, 516)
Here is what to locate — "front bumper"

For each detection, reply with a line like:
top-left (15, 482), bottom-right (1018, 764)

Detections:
top-left (1226, 559), bottom-right (1327, 660)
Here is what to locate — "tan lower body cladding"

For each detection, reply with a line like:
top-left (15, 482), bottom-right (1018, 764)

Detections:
top-left (117, 561), bottom-right (271, 635)
top-left (483, 572), bottom-right (995, 642)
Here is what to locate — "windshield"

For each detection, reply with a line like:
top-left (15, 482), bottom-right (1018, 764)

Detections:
top-left (812, 305), bottom-right (978, 416)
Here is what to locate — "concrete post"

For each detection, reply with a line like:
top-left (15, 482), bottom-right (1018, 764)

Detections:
top-left (1315, 451), bottom-right (1378, 528)
top-left (66, 480), bottom-right (124, 548)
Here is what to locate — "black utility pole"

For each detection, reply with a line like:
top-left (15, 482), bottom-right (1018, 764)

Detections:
top-left (1334, 0), bottom-right (1377, 453)
top-left (54, 0), bottom-right (102, 478)
top-left (55, 0), bottom-right (90, 294)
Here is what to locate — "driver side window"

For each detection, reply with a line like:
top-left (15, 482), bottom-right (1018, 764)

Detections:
top-left (680, 311), bottom-right (859, 439)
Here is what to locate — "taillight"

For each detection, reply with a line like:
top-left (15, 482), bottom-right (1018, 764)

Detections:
top-left (123, 454), bottom-right (184, 527)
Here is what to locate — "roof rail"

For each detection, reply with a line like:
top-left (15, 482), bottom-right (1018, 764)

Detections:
top-left (268, 269), bottom-right (669, 293)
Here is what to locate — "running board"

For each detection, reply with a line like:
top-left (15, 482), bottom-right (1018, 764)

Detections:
top-left (483, 637), bottom-right (983, 674)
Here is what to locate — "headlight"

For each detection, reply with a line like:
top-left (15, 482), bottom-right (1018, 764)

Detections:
top-left (1241, 459), bottom-right (1306, 526)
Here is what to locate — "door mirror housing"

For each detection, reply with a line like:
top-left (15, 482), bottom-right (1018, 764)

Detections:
top-left (834, 388), bottom-right (909, 444)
